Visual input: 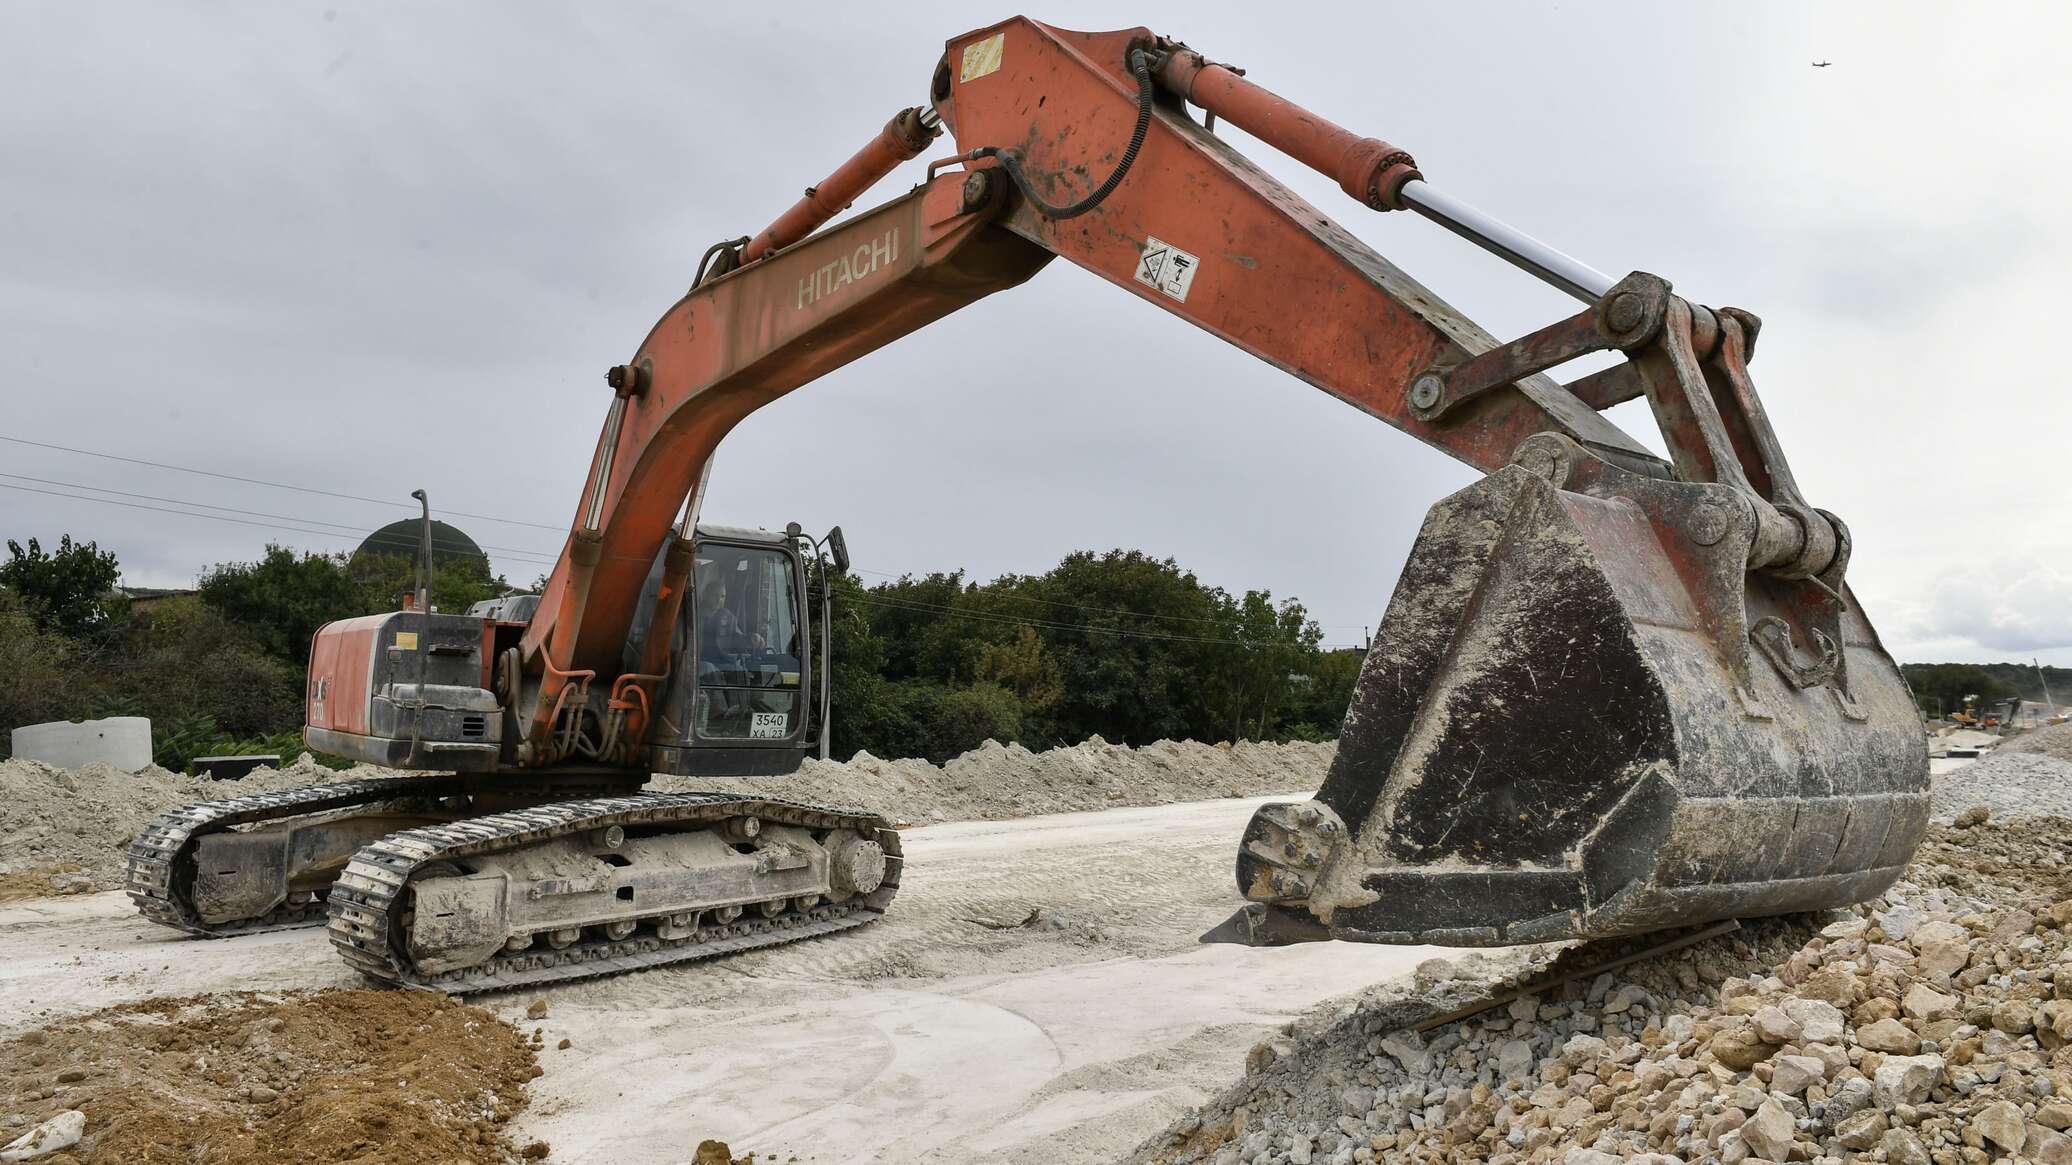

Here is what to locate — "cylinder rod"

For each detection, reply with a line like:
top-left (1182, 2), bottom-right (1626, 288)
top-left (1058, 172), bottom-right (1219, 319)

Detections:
top-left (1398, 180), bottom-right (1614, 304)
top-left (1155, 49), bottom-right (1613, 304)
top-left (743, 107), bottom-right (938, 264)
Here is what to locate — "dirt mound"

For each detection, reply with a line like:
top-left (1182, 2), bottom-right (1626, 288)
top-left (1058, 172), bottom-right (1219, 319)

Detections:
top-left (0, 988), bottom-right (542, 1164)
top-left (1129, 814), bottom-right (2072, 1165)
top-left (0, 755), bottom-right (385, 890)
top-left (660, 736), bottom-right (1335, 825)
top-left (0, 738), bottom-right (1331, 901)
top-left (2001, 720), bottom-right (2072, 763)
top-left (0, 864), bottom-right (95, 904)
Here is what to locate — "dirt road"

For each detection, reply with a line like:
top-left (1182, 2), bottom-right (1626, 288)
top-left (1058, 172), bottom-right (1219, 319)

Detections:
top-left (0, 794), bottom-right (1448, 1164)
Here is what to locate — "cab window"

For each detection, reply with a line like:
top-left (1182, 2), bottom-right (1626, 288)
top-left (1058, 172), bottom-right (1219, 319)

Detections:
top-left (693, 543), bottom-right (801, 740)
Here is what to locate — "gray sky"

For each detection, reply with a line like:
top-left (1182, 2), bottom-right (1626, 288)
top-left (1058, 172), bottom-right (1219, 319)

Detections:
top-left (3, 2), bottom-right (2067, 663)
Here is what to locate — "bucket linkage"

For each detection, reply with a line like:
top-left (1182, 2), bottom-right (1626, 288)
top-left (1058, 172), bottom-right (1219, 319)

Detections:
top-left (1208, 274), bottom-right (1929, 948)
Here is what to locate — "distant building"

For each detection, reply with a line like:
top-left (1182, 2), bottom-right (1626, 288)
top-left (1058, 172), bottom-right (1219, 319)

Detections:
top-left (354, 519), bottom-right (488, 572)
top-left (117, 585), bottom-right (195, 613)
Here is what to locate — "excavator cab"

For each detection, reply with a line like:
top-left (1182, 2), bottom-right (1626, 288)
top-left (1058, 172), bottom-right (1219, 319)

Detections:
top-left (307, 522), bottom-right (842, 780)
top-left (646, 524), bottom-right (838, 777)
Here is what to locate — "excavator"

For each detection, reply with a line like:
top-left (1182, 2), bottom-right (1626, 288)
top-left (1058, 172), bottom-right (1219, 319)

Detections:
top-left (127, 18), bottom-right (1929, 990)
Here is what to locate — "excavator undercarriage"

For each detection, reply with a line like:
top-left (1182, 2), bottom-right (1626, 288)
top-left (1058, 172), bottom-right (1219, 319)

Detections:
top-left (128, 775), bottom-right (898, 991)
top-left (127, 16), bottom-right (1927, 990)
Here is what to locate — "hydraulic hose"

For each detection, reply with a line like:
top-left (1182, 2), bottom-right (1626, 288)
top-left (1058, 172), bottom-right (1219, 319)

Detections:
top-left (978, 48), bottom-right (1154, 219)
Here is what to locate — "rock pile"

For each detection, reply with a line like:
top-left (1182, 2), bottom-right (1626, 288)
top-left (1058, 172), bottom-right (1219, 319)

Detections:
top-left (1131, 814), bottom-right (2072, 1165)
top-left (2001, 722), bottom-right (2072, 765)
top-left (1930, 750), bottom-right (2072, 823)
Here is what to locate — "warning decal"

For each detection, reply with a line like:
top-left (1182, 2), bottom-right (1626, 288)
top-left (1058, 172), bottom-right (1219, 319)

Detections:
top-left (1135, 236), bottom-right (1199, 302)
top-left (960, 33), bottom-right (1005, 82)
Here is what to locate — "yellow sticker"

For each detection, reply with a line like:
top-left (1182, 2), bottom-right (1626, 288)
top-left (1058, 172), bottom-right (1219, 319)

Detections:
top-left (960, 32), bottom-right (1004, 83)
top-left (394, 631), bottom-right (418, 650)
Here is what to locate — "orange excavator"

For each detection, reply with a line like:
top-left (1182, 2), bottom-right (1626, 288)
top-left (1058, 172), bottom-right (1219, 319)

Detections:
top-left (127, 18), bottom-right (1928, 990)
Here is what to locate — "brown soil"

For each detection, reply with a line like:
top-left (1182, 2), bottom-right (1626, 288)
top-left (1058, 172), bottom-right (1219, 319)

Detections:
top-left (0, 988), bottom-right (543, 1164)
top-left (0, 863), bottom-right (93, 904)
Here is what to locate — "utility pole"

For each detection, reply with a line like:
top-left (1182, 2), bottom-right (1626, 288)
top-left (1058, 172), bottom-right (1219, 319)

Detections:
top-left (2039, 658), bottom-right (2055, 718)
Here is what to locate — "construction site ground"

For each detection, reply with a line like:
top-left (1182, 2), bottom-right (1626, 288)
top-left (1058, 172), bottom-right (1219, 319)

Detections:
top-left (3, 791), bottom-right (1446, 1163)
top-left (5, 730), bottom-right (2072, 1163)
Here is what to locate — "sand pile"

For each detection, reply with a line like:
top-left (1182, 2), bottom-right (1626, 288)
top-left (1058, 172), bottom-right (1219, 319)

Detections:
top-left (0, 988), bottom-right (543, 1164)
top-left (664, 736), bottom-right (1336, 824)
top-left (0, 755), bottom-right (384, 893)
top-left (1129, 812), bottom-right (2072, 1165)
top-left (0, 739), bottom-right (1333, 899)
top-left (2002, 721), bottom-right (2072, 764)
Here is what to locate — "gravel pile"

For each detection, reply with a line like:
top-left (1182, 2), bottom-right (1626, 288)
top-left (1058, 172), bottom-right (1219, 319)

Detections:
top-left (2002, 722), bottom-right (2072, 764)
top-left (664, 735), bottom-right (1334, 825)
top-left (0, 738), bottom-right (1332, 898)
top-left (1129, 812), bottom-right (2072, 1165)
top-left (1931, 751), bottom-right (2072, 824)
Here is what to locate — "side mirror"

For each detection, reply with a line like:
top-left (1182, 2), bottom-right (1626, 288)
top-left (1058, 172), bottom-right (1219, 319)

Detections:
top-left (824, 526), bottom-right (850, 576)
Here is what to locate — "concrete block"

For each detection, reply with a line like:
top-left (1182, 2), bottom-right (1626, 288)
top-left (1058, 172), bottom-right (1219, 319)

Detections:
top-left (9, 716), bottom-right (154, 771)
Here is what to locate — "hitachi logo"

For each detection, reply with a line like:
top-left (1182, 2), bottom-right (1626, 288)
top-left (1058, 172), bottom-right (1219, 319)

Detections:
top-left (797, 227), bottom-right (899, 310)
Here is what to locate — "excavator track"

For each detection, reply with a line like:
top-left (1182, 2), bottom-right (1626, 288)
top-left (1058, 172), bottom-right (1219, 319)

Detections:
top-left (125, 775), bottom-right (470, 937)
top-left (326, 792), bottom-right (902, 993)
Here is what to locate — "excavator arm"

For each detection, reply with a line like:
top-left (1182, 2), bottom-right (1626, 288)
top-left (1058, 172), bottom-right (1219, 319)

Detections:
top-left (426, 18), bottom-right (1930, 947)
top-left (520, 21), bottom-right (1672, 715)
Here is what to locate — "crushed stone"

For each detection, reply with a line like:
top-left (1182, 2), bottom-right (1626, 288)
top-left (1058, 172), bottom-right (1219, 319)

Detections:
top-left (0, 988), bottom-right (540, 1164)
top-left (1126, 815), bottom-right (2072, 1165)
top-left (1931, 750), bottom-right (2072, 824)
top-left (2001, 721), bottom-right (2072, 765)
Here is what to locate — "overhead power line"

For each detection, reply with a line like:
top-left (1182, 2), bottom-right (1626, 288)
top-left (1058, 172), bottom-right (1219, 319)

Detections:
top-left (0, 435), bottom-right (565, 532)
top-left (0, 472), bottom-right (551, 560)
top-left (0, 481), bottom-right (560, 566)
top-left (846, 591), bottom-right (1288, 648)
top-left (8, 433), bottom-right (1365, 630)
top-left (848, 566), bottom-right (1368, 632)
top-left (6, 486), bottom-right (1365, 647)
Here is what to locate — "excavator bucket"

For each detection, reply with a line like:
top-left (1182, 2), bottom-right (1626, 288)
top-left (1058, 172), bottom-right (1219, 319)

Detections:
top-left (1210, 437), bottom-right (1930, 948)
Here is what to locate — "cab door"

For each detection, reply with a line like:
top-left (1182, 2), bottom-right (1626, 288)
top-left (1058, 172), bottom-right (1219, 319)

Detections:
top-left (683, 539), bottom-right (811, 758)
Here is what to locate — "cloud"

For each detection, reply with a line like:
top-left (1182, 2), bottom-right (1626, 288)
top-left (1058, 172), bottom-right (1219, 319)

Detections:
top-left (1914, 557), bottom-right (2072, 655)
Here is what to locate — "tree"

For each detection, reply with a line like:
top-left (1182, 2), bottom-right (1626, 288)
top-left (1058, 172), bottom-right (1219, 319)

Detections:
top-left (346, 551), bottom-right (509, 616)
top-left (197, 545), bottom-right (360, 663)
top-left (117, 595), bottom-right (302, 742)
top-left (1, 535), bottom-right (125, 637)
top-left (1284, 647), bottom-right (1363, 740)
top-left (974, 626), bottom-right (1063, 716)
top-left (928, 682), bottom-right (1024, 760)
top-left (1203, 590), bottom-right (1323, 740)
top-left (1900, 663), bottom-right (2022, 719)
top-left (0, 591), bottom-right (85, 756)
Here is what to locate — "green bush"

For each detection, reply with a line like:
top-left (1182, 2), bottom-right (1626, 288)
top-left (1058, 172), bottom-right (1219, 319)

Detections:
top-left (928, 682), bottom-right (1024, 762)
top-left (0, 593), bottom-right (85, 759)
